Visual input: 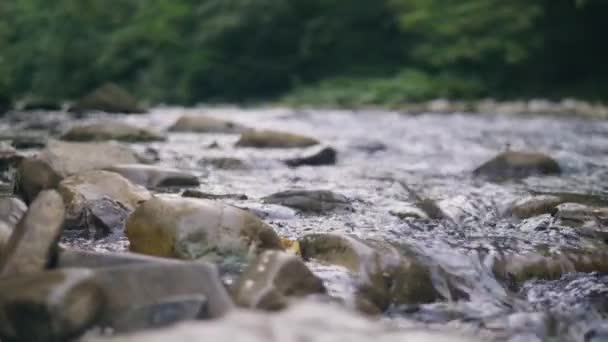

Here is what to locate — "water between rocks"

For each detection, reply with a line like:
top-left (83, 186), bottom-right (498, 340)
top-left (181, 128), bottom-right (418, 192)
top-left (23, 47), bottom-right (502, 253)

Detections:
top-left (12, 106), bottom-right (608, 340)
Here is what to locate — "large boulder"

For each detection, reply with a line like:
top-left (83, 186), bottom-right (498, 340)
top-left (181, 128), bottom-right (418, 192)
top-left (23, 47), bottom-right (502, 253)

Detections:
top-left (104, 164), bottom-right (199, 189)
top-left (92, 262), bottom-right (233, 332)
top-left (473, 151), bottom-right (561, 180)
top-left (232, 250), bottom-right (325, 310)
top-left (61, 121), bottom-right (165, 142)
top-left (126, 196), bottom-right (282, 260)
top-left (57, 170), bottom-right (151, 237)
top-left (15, 140), bottom-right (141, 203)
top-left (70, 83), bottom-right (146, 114)
top-left (298, 234), bottom-right (440, 313)
top-left (262, 189), bottom-right (352, 213)
top-left (86, 301), bottom-right (482, 342)
top-left (0, 190), bottom-right (65, 276)
top-left (0, 268), bottom-right (105, 342)
top-left (169, 115), bottom-right (248, 134)
top-left (236, 130), bottom-right (319, 148)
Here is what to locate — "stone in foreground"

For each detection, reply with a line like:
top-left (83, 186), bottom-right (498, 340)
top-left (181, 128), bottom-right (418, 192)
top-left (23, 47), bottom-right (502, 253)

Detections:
top-left (0, 190), bottom-right (65, 276)
top-left (0, 268), bottom-right (105, 342)
top-left (104, 164), bottom-right (199, 188)
top-left (85, 301), bottom-right (481, 342)
top-left (126, 196), bottom-right (282, 259)
top-left (232, 250), bottom-right (325, 310)
top-left (473, 151), bottom-right (561, 180)
top-left (93, 262), bottom-right (233, 332)
top-left (236, 129), bottom-right (319, 148)
top-left (61, 121), bottom-right (165, 142)
top-left (57, 170), bottom-right (151, 237)
top-left (262, 189), bottom-right (351, 213)
top-left (169, 115), bottom-right (248, 133)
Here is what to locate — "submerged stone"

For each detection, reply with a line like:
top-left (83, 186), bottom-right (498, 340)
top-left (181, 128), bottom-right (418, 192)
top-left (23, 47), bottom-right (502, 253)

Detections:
top-left (473, 151), bottom-right (561, 180)
top-left (61, 121), bottom-right (165, 142)
top-left (284, 147), bottom-right (337, 167)
top-left (236, 129), bottom-right (319, 148)
top-left (262, 189), bottom-right (351, 213)
top-left (169, 115), bottom-right (248, 133)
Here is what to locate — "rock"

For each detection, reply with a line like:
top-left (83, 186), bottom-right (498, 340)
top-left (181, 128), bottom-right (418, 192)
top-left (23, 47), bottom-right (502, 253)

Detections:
top-left (389, 205), bottom-right (430, 220)
top-left (232, 250), bottom-right (325, 310)
top-left (0, 190), bottom-right (65, 276)
top-left (298, 233), bottom-right (440, 312)
top-left (61, 121), bottom-right (165, 142)
top-left (0, 268), bottom-right (105, 342)
top-left (510, 195), bottom-right (564, 219)
top-left (169, 115), bottom-right (248, 133)
top-left (235, 129), bottom-right (319, 148)
top-left (57, 170), bottom-right (151, 237)
top-left (262, 190), bottom-right (351, 213)
top-left (0, 222), bottom-right (11, 253)
top-left (473, 151), bottom-right (561, 180)
top-left (284, 147), bottom-right (337, 167)
top-left (86, 301), bottom-right (482, 342)
top-left (126, 196), bottom-right (282, 260)
top-left (493, 251), bottom-right (608, 288)
top-left (15, 140), bottom-right (141, 203)
top-left (56, 249), bottom-right (181, 268)
top-left (70, 83), bottom-right (146, 114)
top-left (93, 262), bottom-right (233, 332)
top-left (350, 139), bottom-right (387, 154)
top-left (182, 189), bottom-right (248, 201)
top-left (585, 323), bottom-right (608, 342)
top-left (104, 164), bottom-right (199, 188)
top-left (199, 157), bottom-right (248, 170)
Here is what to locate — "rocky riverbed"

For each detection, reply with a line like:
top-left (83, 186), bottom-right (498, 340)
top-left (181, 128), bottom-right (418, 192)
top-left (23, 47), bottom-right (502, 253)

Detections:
top-left (0, 104), bottom-right (607, 341)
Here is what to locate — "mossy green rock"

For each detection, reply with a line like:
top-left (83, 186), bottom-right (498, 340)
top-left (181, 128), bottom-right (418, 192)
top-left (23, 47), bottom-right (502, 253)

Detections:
top-left (126, 196), bottom-right (282, 260)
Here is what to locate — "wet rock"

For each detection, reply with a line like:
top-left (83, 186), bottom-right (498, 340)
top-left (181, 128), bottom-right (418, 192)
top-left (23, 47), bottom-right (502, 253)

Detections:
top-left (0, 268), bottom-right (105, 342)
top-left (88, 301), bottom-right (482, 342)
top-left (70, 83), bottom-right (146, 114)
top-left (0, 190), bottom-right (64, 276)
top-left (236, 129), bottom-right (319, 148)
top-left (57, 170), bottom-right (150, 237)
top-left (298, 233), bottom-right (440, 312)
top-left (15, 140), bottom-right (141, 203)
top-left (390, 198), bottom-right (446, 220)
top-left (262, 189), bottom-right (351, 213)
top-left (61, 121), bottom-right (165, 142)
top-left (585, 323), bottom-right (608, 342)
top-left (493, 251), bottom-right (608, 287)
top-left (104, 164), bottom-right (199, 188)
top-left (350, 139), bottom-right (387, 154)
top-left (389, 205), bottom-right (429, 220)
top-left (284, 146), bottom-right (337, 167)
top-left (473, 151), bottom-right (561, 180)
top-left (169, 115), bottom-right (248, 133)
top-left (126, 196), bottom-right (282, 260)
top-left (232, 250), bottom-right (325, 310)
top-left (182, 189), bottom-right (248, 201)
top-left (93, 262), bottom-right (233, 332)
top-left (199, 157), bottom-right (248, 170)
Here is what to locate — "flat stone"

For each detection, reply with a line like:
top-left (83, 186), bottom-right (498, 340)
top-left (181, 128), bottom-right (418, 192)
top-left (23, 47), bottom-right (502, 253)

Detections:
top-left (198, 157), bottom-right (248, 170)
top-left (262, 189), bottom-right (351, 213)
top-left (236, 129), bottom-right (319, 148)
top-left (182, 189), bottom-right (248, 201)
top-left (56, 249), bottom-right (180, 269)
top-left (61, 121), bottom-right (165, 142)
top-left (473, 151), bottom-right (561, 180)
top-left (0, 190), bottom-right (65, 276)
top-left (104, 164), bottom-right (199, 188)
top-left (0, 268), bottom-right (105, 342)
top-left (232, 250), bottom-right (325, 310)
top-left (126, 196), bottom-right (282, 260)
top-left (169, 115), bottom-right (248, 133)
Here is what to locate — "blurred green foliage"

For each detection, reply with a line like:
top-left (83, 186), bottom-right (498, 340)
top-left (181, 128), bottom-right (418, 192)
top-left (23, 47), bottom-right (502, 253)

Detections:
top-left (0, 0), bottom-right (607, 105)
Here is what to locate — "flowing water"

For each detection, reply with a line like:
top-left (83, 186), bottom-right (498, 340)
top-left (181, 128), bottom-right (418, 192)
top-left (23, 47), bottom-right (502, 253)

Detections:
top-left (8, 106), bottom-right (608, 341)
